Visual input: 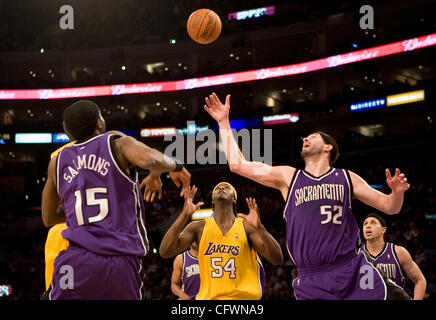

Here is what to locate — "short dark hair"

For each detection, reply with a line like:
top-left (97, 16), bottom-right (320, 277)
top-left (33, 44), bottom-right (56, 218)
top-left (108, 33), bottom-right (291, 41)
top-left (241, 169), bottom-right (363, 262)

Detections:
top-left (63, 100), bottom-right (100, 141)
top-left (364, 212), bottom-right (387, 228)
top-left (315, 131), bottom-right (339, 166)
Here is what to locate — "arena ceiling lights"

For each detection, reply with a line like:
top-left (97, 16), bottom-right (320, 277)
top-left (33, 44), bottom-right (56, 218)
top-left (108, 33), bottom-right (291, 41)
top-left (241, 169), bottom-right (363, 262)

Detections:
top-left (1, 33), bottom-right (435, 100)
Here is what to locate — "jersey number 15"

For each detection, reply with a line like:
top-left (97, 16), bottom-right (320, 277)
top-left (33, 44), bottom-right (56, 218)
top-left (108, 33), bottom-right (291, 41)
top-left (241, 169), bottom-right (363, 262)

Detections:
top-left (74, 187), bottom-right (109, 225)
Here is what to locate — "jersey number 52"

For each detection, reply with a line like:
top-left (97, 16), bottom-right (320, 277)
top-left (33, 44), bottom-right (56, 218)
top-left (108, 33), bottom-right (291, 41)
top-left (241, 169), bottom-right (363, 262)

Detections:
top-left (320, 205), bottom-right (343, 225)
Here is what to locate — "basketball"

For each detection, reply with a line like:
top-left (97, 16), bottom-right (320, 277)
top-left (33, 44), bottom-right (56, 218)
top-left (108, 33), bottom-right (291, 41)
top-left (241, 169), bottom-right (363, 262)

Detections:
top-left (187, 9), bottom-right (222, 44)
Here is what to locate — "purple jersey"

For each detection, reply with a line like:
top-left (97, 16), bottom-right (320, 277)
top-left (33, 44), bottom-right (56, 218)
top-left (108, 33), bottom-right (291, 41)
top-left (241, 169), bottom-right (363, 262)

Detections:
top-left (283, 168), bottom-right (359, 269)
top-left (182, 251), bottom-right (200, 299)
top-left (56, 134), bottom-right (149, 256)
top-left (362, 242), bottom-right (405, 288)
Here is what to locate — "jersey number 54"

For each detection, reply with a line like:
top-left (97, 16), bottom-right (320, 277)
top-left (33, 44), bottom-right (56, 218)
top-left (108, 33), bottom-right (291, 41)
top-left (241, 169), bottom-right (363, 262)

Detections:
top-left (211, 257), bottom-right (236, 279)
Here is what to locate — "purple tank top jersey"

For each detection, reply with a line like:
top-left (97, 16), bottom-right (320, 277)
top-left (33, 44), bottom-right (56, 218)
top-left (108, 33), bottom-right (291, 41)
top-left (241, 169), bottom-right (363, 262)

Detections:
top-left (182, 251), bottom-right (200, 299)
top-left (363, 242), bottom-right (405, 288)
top-left (56, 134), bottom-right (149, 256)
top-left (283, 168), bottom-right (359, 269)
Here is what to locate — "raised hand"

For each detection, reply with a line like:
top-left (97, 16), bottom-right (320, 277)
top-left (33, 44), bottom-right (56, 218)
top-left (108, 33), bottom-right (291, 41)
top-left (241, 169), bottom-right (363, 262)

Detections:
top-left (203, 92), bottom-right (231, 124)
top-left (386, 168), bottom-right (410, 193)
top-left (170, 166), bottom-right (191, 197)
top-left (182, 185), bottom-right (204, 217)
top-left (140, 174), bottom-right (162, 202)
top-left (237, 198), bottom-right (261, 229)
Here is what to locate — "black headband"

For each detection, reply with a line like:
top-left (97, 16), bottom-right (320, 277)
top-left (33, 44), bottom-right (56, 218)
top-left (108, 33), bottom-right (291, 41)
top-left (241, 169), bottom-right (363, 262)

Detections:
top-left (364, 213), bottom-right (387, 227)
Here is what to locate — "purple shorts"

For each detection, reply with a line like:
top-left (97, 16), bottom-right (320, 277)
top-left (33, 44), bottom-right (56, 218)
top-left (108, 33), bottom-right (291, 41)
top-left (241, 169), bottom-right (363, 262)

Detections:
top-left (49, 246), bottom-right (144, 300)
top-left (292, 251), bottom-right (387, 300)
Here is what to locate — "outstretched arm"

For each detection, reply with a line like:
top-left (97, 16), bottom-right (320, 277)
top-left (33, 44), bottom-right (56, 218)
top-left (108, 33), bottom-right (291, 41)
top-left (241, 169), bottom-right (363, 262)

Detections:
top-left (171, 254), bottom-right (191, 300)
top-left (115, 135), bottom-right (191, 196)
top-left (239, 198), bottom-right (283, 265)
top-left (350, 168), bottom-right (410, 214)
top-left (41, 156), bottom-right (66, 227)
top-left (395, 245), bottom-right (427, 300)
top-left (204, 93), bottom-right (294, 200)
top-left (159, 186), bottom-right (205, 258)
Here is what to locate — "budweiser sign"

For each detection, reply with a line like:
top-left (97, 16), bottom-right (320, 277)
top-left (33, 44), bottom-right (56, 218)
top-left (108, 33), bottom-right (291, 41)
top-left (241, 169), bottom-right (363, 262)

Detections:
top-left (256, 65), bottom-right (308, 80)
top-left (111, 84), bottom-right (164, 95)
top-left (183, 76), bottom-right (234, 90)
top-left (1, 32), bottom-right (435, 100)
top-left (38, 88), bottom-right (94, 100)
top-left (402, 34), bottom-right (436, 51)
top-left (0, 91), bottom-right (15, 99)
top-left (327, 50), bottom-right (380, 68)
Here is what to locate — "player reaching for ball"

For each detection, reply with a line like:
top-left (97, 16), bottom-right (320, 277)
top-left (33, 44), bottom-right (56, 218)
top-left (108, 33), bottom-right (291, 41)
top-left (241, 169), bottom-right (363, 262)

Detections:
top-left (204, 92), bottom-right (411, 300)
top-left (160, 183), bottom-right (283, 300)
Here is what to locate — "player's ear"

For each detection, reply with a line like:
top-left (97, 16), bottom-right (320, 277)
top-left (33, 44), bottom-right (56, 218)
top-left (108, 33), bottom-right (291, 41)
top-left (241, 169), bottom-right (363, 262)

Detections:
top-left (63, 122), bottom-right (75, 141)
top-left (96, 118), bottom-right (104, 130)
top-left (324, 144), bottom-right (333, 152)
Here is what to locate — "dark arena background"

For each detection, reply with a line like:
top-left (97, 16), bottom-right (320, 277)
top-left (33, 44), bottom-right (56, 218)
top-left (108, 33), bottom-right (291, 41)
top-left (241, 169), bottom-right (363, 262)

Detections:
top-left (0, 0), bottom-right (435, 303)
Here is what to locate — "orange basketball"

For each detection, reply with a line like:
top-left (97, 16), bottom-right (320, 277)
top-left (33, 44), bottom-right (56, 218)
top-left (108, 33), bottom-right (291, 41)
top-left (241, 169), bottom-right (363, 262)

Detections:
top-left (187, 9), bottom-right (222, 44)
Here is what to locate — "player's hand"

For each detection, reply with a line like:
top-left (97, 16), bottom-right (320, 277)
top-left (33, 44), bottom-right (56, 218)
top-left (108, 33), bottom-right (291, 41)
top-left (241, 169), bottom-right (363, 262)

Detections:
top-left (170, 167), bottom-right (191, 197)
top-left (140, 173), bottom-right (162, 202)
top-left (386, 168), bottom-right (410, 193)
top-left (204, 92), bottom-right (230, 124)
top-left (182, 185), bottom-right (204, 217)
top-left (237, 198), bottom-right (261, 229)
